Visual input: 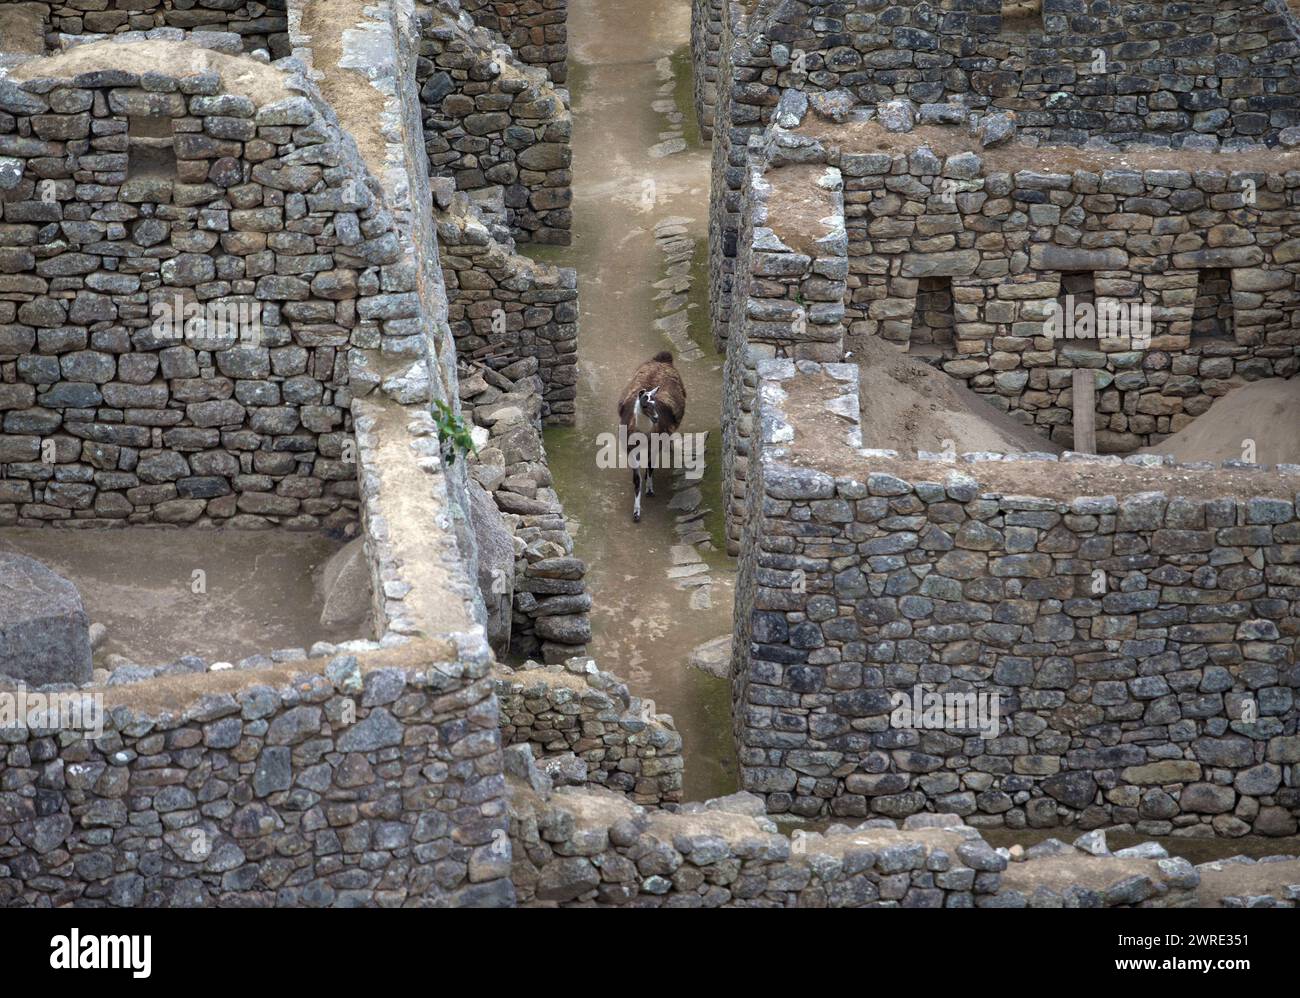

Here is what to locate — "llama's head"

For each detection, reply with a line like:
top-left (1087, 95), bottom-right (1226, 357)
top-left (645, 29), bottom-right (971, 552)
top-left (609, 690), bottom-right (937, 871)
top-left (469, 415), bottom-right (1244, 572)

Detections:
top-left (637, 386), bottom-right (664, 425)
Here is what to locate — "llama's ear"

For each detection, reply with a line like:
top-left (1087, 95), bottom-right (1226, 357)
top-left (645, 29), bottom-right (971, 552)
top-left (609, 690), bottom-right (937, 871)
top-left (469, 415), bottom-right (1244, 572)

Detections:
top-left (646, 386), bottom-right (659, 401)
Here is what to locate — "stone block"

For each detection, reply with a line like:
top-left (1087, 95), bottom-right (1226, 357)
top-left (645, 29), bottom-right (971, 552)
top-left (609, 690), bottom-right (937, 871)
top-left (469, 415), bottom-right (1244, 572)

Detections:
top-left (0, 554), bottom-right (92, 685)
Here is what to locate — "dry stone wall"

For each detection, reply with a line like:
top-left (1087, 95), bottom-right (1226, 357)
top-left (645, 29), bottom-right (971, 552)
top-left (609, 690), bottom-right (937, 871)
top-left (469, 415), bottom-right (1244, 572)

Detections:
top-left (42, 0), bottom-right (289, 55)
top-left (458, 0), bottom-right (567, 84)
top-left (690, 0), bottom-right (721, 141)
top-left (506, 772), bottom-right (1203, 907)
top-left (721, 145), bottom-right (847, 553)
top-left (0, 644), bottom-right (513, 907)
top-left (702, 0), bottom-right (1300, 350)
top-left (732, 357), bottom-right (1300, 837)
top-left (459, 357), bottom-right (591, 662)
top-left (705, 0), bottom-right (1300, 146)
top-left (0, 0), bottom-right (596, 910)
top-left (435, 181), bottom-right (578, 424)
top-left (416, 0), bottom-right (572, 246)
top-left (705, 0), bottom-right (745, 346)
top-left (292, 0), bottom-right (585, 656)
top-left (0, 54), bottom-right (412, 529)
top-left (510, 780), bottom-right (1010, 907)
top-left (827, 124), bottom-right (1300, 452)
top-left (496, 658), bottom-right (684, 805)
top-left (722, 110), bottom-right (1300, 474)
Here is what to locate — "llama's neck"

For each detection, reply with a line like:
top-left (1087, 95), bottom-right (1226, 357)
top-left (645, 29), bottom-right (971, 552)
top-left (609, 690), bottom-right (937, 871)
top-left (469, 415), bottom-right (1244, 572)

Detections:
top-left (632, 398), bottom-right (655, 435)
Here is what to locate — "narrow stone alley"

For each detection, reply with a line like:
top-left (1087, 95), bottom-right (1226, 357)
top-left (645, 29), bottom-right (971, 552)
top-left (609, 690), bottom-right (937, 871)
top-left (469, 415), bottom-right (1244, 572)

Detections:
top-left (537, 0), bottom-right (737, 800)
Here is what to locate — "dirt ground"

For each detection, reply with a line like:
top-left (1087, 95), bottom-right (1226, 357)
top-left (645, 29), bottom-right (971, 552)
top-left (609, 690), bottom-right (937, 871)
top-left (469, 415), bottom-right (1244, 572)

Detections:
top-left (0, 527), bottom-right (360, 667)
top-left (1141, 377), bottom-right (1300, 466)
top-left (1196, 859), bottom-right (1300, 907)
top-left (0, 3), bottom-right (46, 55)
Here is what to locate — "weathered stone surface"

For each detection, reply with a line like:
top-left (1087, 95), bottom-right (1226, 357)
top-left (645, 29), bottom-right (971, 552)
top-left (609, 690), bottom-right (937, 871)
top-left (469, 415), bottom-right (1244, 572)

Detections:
top-left (0, 65), bottom-right (385, 526)
top-left (317, 538), bottom-right (371, 630)
top-left (0, 554), bottom-right (92, 685)
top-left (470, 481), bottom-right (515, 655)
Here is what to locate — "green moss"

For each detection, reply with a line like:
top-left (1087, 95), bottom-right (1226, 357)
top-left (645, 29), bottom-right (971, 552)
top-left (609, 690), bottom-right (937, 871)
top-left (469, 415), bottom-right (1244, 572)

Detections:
top-left (670, 44), bottom-right (704, 151)
top-left (518, 242), bottom-right (570, 267)
top-left (563, 57), bottom-right (592, 108)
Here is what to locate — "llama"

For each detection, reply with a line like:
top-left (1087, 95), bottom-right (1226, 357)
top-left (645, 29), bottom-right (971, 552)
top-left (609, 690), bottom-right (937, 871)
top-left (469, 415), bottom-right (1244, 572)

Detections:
top-left (617, 351), bottom-right (686, 522)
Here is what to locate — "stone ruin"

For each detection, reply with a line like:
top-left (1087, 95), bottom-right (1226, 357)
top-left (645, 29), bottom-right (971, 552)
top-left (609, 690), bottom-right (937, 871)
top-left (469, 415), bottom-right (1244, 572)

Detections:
top-left (0, 0), bottom-right (1296, 909)
top-left (709, 0), bottom-right (1300, 843)
top-left (0, 0), bottom-right (587, 907)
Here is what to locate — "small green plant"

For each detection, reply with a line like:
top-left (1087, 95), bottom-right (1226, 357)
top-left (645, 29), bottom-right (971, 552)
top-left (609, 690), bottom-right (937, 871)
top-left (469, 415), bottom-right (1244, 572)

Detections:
top-left (433, 398), bottom-right (478, 466)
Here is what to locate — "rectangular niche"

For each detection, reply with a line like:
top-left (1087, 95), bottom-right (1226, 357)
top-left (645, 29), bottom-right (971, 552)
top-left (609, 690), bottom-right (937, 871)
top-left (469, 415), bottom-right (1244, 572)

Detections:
top-left (908, 276), bottom-right (955, 358)
top-left (1056, 271), bottom-right (1098, 348)
top-left (1190, 267), bottom-right (1235, 344)
top-left (127, 116), bottom-right (177, 180)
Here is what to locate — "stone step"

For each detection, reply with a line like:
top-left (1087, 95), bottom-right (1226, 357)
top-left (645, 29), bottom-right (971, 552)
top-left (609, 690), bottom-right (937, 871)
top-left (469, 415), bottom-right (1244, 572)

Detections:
top-left (688, 587), bottom-right (713, 610)
top-left (670, 544), bottom-right (703, 565)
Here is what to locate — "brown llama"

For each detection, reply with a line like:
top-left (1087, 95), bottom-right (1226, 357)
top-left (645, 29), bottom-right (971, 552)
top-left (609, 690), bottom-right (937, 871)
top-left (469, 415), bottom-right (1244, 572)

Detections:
top-left (617, 350), bottom-right (686, 522)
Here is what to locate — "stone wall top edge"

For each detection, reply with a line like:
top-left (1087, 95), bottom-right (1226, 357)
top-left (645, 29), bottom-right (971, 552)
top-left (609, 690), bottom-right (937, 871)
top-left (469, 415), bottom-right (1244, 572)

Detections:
top-left (410, 0), bottom-right (560, 100)
top-left (761, 122), bottom-right (1300, 180)
top-left (0, 633), bottom-right (491, 727)
top-left (495, 656), bottom-right (635, 707)
top-left (284, 0), bottom-right (409, 189)
top-left (442, 195), bottom-right (577, 283)
top-left (7, 40), bottom-right (294, 106)
top-left (495, 656), bottom-right (684, 738)
top-left (3, 36), bottom-right (387, 199)
top-left (762, 439), bottom-right (1300, 502)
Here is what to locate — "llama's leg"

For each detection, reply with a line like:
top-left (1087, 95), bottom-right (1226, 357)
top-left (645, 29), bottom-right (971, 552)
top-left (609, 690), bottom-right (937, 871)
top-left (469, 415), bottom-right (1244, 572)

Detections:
top-left (646, 455), bottom-right (654, 497)
top-left (631, 455), bottom-right (643, 523)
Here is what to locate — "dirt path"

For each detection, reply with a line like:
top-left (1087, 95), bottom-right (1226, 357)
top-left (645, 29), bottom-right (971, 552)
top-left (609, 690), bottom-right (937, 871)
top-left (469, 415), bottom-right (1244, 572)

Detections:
top-left (538, 0), bottom-right (737, 800)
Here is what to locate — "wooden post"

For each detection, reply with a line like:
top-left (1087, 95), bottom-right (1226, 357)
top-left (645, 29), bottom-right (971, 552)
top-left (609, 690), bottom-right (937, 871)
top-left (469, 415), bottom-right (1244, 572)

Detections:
top-left (1072, 369), bottom-right (1096, 454)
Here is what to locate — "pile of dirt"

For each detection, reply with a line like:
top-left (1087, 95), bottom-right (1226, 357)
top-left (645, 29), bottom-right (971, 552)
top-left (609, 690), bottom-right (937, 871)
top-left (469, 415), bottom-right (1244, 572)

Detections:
top-left (849, 334), bottom-right (1060, 456)
top-left (1140, 377), bottom-right (1300, 466)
